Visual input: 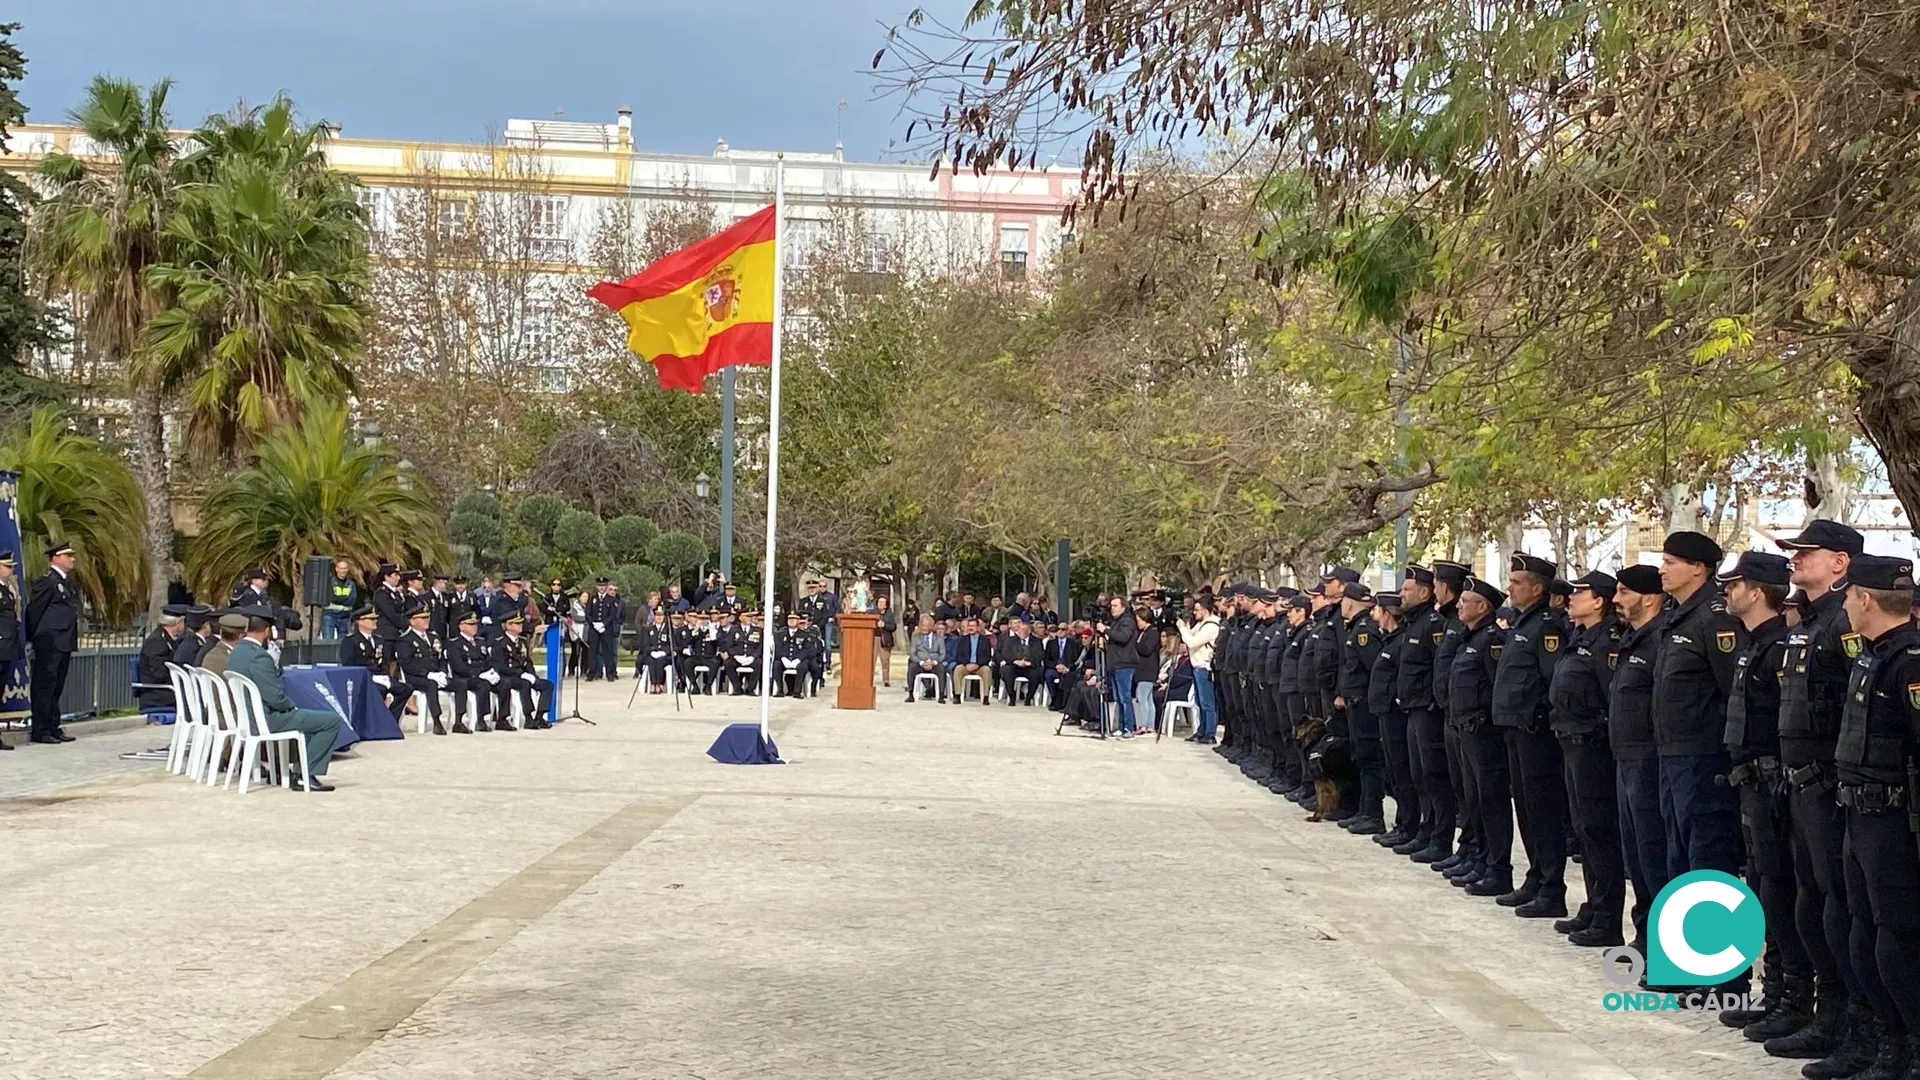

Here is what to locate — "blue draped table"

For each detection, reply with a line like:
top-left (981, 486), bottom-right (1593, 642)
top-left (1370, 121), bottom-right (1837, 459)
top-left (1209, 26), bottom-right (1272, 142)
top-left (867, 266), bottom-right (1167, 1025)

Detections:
top-left (283, 664), bottom-right (402, 753)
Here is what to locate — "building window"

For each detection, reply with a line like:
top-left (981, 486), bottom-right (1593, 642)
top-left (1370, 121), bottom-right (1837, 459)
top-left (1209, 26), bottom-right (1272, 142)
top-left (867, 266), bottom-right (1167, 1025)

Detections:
top-left (785, 218), bottom-right (824, 270)
top-left (531, 195), bottom-right (570, 261)
top-left (863, 231), bottom-right (894, 273)
top-left (999, 224), bottom-right (1030, 280)
top-left (524, 301), bottom-right (554, 360)
top-left (435, 198), bottom-right (471, 240)
top-left (355, 187), bottom-right (386, 232)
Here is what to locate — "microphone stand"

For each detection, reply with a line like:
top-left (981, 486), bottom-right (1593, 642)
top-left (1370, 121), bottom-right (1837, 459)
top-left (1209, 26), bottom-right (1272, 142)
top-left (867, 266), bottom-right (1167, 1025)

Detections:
top-left (560, 620), bottom-right (597, 726)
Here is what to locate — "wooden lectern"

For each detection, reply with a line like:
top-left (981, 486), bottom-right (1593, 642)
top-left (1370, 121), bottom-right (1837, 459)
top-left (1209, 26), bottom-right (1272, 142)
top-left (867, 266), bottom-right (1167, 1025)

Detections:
top-left (836, 611), bottom-right (878, 709)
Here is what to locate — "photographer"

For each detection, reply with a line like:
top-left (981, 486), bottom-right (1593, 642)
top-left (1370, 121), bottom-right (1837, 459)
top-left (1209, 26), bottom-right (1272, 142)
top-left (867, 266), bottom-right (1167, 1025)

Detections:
top-left (1178, 595), bottom-right (1222, 743)
top-left (1098, 596), bottom-right (1142, 736)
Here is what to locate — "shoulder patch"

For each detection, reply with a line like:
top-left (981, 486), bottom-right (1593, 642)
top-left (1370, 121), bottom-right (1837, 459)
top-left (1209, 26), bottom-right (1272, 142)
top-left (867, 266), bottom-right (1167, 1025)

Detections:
top-left (1357, 631), bottom-right (1369, 646)
top-left (1715, 629), bottom-right (1737, 653)
top-left (1842, 632), bottom-right (1863, 658)
top-left (1490, 643), bottom-right (1504, 658)
top-left (1543, 633), bottom-right (1559, 654)
top-left (1909, 683), bottom-right (1920, 710)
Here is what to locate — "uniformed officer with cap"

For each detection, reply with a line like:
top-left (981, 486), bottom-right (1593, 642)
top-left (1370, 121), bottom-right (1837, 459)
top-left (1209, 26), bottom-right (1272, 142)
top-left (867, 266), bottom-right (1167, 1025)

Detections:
top-left (1217, 585), bottom-right (1255, 763)
top-left (1610, 564), bottom-right (1670, 956)
top-left (1266, 587), bottom-right (1306, 796)
top-left (491, 611), bottom-right (554, 728)
top-left (1719, 549), bottom-right (1812, 1039)
top-left (1279, 592), bottom-right (1316, 804)
top-left (1431, 561), bottom-right (1477, 877)
top-left (1335, 581), bottom-right (1384, 831)
top-left (1298, 579), bottom-right (1347, 806)
top-left (1232, 587), bottom-right (1276, 780)
top-left (1391, 565), bottom-right (1442, 856)
top-left (1651, 532), bottom-right (1747, 946)
top-left (26, 540), bottom-right (79, 744)
top-left (341, 605), bottom-right (405, 720)
top-left (371, 562), bottom-right (408, 659)
top-left (230, 566), bottom-right (271, 609)
top-left (1493, 553), bottom-right (1572, 917)
top-left (1368, 591), bottom-right (1416, 843)
top-left (1550, 571), bottom-right (1627, 946)
top-left (446, 610), bottom-right (492, 732)
top-left (1833, 553), bottom-right (1920, 1078)
top-left (1451, 576), bottom-right (1512, 896)
top-left (173, 604), bottom-right (219, 667)
top-left (1766, 519), bottom-right (1872, 1067)
top-left (396, 606), bottom-right (450, 735)
top-left (138, 603), bottom-right (199, 711)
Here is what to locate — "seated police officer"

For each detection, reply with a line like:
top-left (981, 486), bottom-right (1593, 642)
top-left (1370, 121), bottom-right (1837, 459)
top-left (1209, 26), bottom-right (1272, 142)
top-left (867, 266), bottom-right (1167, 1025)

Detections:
top-left (446, 610), bottom-right (493, 733)
top-left (490, 612), bottom-right (555, 729)
top-left (395, 606), bottom-right (449, 735)
top-left (340, 605), bottom-right (404, 720)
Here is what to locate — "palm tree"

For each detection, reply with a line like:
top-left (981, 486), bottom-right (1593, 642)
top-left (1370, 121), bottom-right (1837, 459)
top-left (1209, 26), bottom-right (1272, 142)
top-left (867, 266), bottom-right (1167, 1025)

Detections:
top-left (0, 408), bottom-right (148, 620)
top-left (187, 401), bottom-right (447, 601)
top-left (143, 95), bottom-right (369, 460)
top-left (31, 76), bottom-right (178, 616)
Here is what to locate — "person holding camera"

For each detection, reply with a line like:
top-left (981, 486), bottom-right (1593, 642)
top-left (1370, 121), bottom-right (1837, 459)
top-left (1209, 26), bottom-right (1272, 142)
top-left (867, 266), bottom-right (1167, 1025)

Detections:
top-left (1178, 596), bottom-right (1222, 743)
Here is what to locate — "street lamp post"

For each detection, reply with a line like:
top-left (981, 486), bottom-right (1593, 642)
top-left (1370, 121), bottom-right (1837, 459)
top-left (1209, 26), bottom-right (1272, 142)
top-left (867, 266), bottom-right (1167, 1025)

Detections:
top-left (694, 472), bottom-right (711, 581)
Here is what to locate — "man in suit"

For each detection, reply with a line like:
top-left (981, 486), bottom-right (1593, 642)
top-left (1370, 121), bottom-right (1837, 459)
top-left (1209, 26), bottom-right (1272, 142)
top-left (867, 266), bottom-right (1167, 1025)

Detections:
top-left (136, 609), bottom-right (188, 711)
top-left (1043, 621), bottom-right (1083, 711)
top-left (371, 563), bottom-right (408, 659)
top-left (446, 611), bottom-right (493, 732)
top-left (340, 606), bottom-right (404, 720)
top-left (949, 617), bottom-right (993, 704)
top-left (227, 610), bottom-right (344, 790)
top-left (395, 607), bottom-right (449, 735)
top-left (26, 541), bottom-right (80, 744)
top-left (907, 615), bottom-right (946, 703)
top-left (996, 617), bottom-right (1045, 705)
top-left (491, 612), bottom-right (554, 728)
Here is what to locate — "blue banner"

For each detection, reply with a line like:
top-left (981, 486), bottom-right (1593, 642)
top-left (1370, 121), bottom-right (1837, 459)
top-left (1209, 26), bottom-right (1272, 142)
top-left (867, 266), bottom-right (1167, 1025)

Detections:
top-left (0, 471), bottom-right (26, 719)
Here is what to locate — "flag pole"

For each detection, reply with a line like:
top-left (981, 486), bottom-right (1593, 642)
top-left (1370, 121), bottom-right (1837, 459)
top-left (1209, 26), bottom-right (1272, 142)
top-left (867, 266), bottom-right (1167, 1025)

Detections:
top-left (756, 156), bottom-right (786, 744)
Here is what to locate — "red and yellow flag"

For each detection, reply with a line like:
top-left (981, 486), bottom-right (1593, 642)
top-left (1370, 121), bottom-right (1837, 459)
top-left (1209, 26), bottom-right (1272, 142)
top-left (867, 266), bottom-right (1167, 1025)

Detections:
top-left (587, 205), bottom-right (775, 391)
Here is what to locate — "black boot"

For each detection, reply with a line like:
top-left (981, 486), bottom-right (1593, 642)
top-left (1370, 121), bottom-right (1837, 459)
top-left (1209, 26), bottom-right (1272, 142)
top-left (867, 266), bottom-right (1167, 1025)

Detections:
top-left (1495, 882), bottom-right (1541, 908)
top-left (1766, 988), bottom-right (1850, 1059)
top-left (1746, 977), bottom-right (1815, 1042)
top-left (1514, 891), bottom-right (1568, 919)
top-left (1409, 842), bottom-right (1451, 864)
top-left (1392, 833), bottom-right (1430, 855)
top-left (1800, 1006), bottom-right (1878, 1078)
top-left (1465, 874), bottom-right (1512, 897)
top-left (1847, 1023), bottom-right (1909, 1080)
top-left (1725, 965), bottom-right (1784, 1029)
top-left (1553, 906), bottom-right (1594, 936)
top-left (1567, 923), bottom-right (1625, 947)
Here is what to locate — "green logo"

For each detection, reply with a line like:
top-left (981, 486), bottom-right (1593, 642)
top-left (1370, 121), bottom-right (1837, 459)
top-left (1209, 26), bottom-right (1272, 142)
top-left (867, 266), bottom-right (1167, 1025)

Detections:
top-left (1646, 870), bottom-right (1764, 987)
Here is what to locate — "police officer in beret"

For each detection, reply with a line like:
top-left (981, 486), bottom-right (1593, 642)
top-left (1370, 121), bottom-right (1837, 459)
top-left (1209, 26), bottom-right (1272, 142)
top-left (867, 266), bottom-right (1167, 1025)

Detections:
top-left (26, 540), bottom-right (80, 744)
top-left (1833, 553), bottom-right (1920, 1077)
top-left (1550, 571), bottom-right (1627, 947)
top-left (1652, 532), bottom-right (1749, 879)
top-left (1766, 519), bottom-right (1871, 1066)
top-left (1718, 550), bottom-right (1812, 1037)
top-left (1393, 566), bottom-right (1443, 858)
top-left (1493, 553), bottom-right (1572, 917)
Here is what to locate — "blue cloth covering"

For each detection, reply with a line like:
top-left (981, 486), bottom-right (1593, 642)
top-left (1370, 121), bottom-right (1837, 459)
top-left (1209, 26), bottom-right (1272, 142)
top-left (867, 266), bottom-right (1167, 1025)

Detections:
top-left (707, 722), bottom-right (782, 765)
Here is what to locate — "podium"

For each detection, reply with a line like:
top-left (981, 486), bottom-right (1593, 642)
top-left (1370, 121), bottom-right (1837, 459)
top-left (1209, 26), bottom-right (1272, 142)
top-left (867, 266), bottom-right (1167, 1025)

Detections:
top-left (836, 611), bottom-right (878, 710)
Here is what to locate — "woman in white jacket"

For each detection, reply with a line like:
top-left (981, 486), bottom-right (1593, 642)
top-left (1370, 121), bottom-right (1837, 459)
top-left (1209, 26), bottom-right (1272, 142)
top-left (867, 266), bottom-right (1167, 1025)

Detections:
top-left (1177, 595), bottom-right (1222, 743)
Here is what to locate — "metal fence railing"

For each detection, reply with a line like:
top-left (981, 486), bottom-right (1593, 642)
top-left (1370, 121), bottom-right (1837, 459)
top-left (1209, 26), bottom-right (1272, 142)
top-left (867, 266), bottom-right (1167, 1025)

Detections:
top-left (0, 639), bottom-right (330, 727)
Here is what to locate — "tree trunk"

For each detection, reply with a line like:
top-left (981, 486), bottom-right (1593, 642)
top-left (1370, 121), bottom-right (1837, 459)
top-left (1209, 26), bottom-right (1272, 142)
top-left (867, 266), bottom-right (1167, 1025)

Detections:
top-left (1851, 282), bottom-right (1920, 528)
top-left (1660, 483), bottom-right (1704, 533)
top-left (1805, 449), bottom-right (1860, 525)
top-left (131, 380), bottom-right (173, 618)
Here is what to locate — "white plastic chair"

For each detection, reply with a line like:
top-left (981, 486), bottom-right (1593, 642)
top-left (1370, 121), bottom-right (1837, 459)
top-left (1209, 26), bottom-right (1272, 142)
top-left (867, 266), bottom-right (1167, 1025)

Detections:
top-left (692, 663), bottom-right (714, 695)
top-left (1012, 676), bottom-right (1034, 706)
top-left (222, 672), bottom-right (312, 794)
top-left (1162, 686), bottom-right (1200, 734)
top-left (194, 670), bottom-right (242, 786)
top-left (912, 672), bottom-right (940, 700)
top-left (409, 687), bottom-right (455, 733)
top-left (164, 663), bottom-right (203, 776)
top-left (959, 672), bottom-right (985, 703)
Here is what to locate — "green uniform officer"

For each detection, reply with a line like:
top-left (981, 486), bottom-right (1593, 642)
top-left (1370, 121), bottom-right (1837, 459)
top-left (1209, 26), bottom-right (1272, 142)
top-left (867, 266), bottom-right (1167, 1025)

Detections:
top-left (226, 609), bottom-right (345, 791)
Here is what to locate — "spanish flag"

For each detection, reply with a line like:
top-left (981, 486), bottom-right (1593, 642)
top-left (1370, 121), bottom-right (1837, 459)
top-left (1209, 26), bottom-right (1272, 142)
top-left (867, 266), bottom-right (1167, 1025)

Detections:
top-left (587, 205), bottom-right (776, 391)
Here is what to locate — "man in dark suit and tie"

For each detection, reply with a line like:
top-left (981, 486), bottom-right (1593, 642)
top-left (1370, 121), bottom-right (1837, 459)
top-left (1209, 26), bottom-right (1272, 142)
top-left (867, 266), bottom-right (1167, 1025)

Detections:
top-left (1042, 622), bottom-right (1083, 711)
top-left (26, 541), bottom-right (80, 744)
top-left (950, 617), bottom-right (993, 704)
top-left (996, 617), bottom-right (1045, 705)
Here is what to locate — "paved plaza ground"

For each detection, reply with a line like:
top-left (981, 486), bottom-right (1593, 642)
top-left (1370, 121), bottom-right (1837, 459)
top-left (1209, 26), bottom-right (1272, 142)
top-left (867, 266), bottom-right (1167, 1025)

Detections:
top-left (1, 677), bottom-right (1807, 1080)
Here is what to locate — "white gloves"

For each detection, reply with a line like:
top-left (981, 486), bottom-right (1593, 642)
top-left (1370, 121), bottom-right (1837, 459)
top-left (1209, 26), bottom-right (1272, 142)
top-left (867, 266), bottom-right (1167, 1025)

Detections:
top-left (520, 672), bottom-right (536, 684)
top-left (651, 650), bottom-right (667, 658)
top-left (480, 670), bottom-right (501, 684)
top-left (429, 672), bottom-right (449, 687)
top-left (370, 674), bottom-right (391, 689)
top-left (482, 616), bottom-right (492, 625)
top-left (592, 622), bottom-right (605, 633)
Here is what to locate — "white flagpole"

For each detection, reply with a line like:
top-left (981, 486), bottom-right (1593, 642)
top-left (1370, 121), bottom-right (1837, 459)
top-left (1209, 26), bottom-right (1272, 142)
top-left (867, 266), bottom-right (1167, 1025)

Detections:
top-left (756, 156), bottom-right (786, 743)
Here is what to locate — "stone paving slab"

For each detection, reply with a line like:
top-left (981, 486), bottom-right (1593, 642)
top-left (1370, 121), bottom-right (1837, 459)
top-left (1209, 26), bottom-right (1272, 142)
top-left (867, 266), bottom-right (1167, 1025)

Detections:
top-left (0, 681), bottom-right (1807, 1080)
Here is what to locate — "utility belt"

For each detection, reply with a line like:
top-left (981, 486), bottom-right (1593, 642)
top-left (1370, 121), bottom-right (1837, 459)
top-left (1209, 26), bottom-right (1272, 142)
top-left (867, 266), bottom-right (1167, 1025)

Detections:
top-left (1786, 760), bottom-right (1837, 794)
top-left (1450, 711), bottom-right (1489, 735)
top-left (1836, 782), bottom-right (1908, 813)
top-left (1726, 756), bottom-right (1783, 789)
top-left (1556, 726), bottom-right (1608, 746)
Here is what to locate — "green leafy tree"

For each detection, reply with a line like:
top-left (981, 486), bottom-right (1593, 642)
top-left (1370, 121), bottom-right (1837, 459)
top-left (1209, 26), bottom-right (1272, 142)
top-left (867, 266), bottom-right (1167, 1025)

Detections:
top-left (552, 509), bottom-right (606, 560)
top-left (611, 563), bottom-right (663, 601)
top-left (513, 493), bottom-right (568, 545)
top-left (453, 491), bottom-right (501, 519)
top-left (186, 401), bottom-right (444, 602)
top-left (604, 514), bottom-right (659, 564)
top-left (0, 408), bottom-right (147, 620)
top-left (32, 76), bottom-right (180, 615)
top-left (646, 530), bottom-right (707, 580)
top-left (0, 25), bottom-right (57, 418)
top-left (506, 545), bottom-right (550, 580)
top-left (446, 511), bottom-right (503, 560)
top-left (143, 95), bottom-right (369, 462)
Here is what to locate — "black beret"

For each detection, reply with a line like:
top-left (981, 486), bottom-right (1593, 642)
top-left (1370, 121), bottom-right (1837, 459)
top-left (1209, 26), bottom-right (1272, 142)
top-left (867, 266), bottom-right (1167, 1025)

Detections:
top-left (1850, 554), bottom-right (1915, 592)
top-left (1718, 551), bottom-right (1792, 587)
top-left (1663, 530), bottom-right (1724, 567)
top-left (1616, 565), bottom-right (1664, 596)
top-left (1548, 578), bottom-right (1574, 598)
top-left (1511, 554), bottom-right (1558, 579)
top-left (1432, 560), bottom-right (1470, 586)
top-left (1463, 578), bottom-right (1506, 606)
top-left (1779, 519), bottom-right (1865, 557)
top-left (1325, 566), bottom-right (1361, 584)
top-left (1405, 565), bottom-right (1434, 586)
top-left (1569, 571), bottom-right (1617, 599)
top-left (1342, 581), bottom-right (1374, 602)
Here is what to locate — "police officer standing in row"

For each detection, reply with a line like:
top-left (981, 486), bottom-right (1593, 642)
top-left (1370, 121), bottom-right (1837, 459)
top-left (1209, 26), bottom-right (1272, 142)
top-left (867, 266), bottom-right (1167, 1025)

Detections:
top-left (26, 541), bottom-right (79, 745)
top-left (1431, 560), bottom-right (1476, 878)
top-left (1335, 582), bottom-right (1383, 831)
top-left (1450, 576), bottom-right (1509, 896)
top-left (1493, 554), bottom-right (1571, 918)
top-left (1548, 571), bottom-right (1627, 947)
top-left (371, 563), bottom-right (408, 659)
top-left (1394, 566), bottom-right (1446, 860)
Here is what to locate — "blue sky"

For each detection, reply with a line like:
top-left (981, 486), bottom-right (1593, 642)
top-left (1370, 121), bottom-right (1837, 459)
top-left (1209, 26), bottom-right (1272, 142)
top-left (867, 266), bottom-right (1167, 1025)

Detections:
top-left (12, 0), bottom-right (963, 161)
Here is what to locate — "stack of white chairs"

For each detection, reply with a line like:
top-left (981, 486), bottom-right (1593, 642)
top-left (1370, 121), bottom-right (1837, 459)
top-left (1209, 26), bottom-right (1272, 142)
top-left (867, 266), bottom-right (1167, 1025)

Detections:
top-left (193, 669), bottom-right (244, 784)
top-left (162, 663), bottom-right (205, 778)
